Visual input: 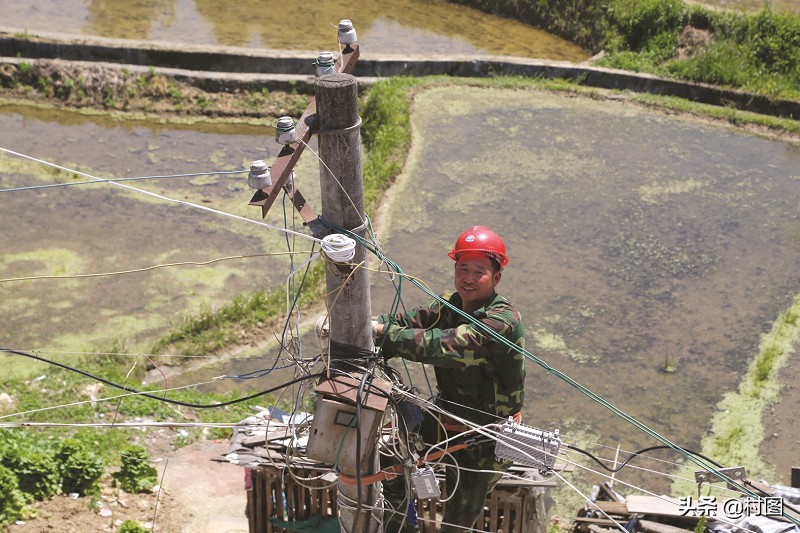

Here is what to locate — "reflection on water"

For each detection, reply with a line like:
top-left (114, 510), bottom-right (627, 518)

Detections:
top-left (370, 87), bottom-right (800, 485)
top-left (0, 0), bottom-right (588, 60)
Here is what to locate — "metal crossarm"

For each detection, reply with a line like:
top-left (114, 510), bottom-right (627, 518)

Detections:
top-left (248, 44), bottom-right (361, 227)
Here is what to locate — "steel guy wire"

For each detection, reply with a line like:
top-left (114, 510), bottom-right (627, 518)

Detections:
top-left (0, 169), bottom-right (247, 193)
top-left (0, 146), bottom-right (321, 243)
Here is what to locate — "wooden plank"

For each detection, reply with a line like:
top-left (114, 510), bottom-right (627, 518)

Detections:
top-left (309, 480), bottom-right (319, 516)
top-left (626, 495), bottom-right (684, 516)
top-left (574, 517), bottom-right (622, 525)
top-left (599, 481), bottom-right (625, 502)
top-left (423, 498), bottom-right (437, 533)
top-left (590, 500), bottom-right (629, 515)
top-left (261, 470), bottom-right (271, 533)
top-left (501, 497), bottom-right (512, 533)
top-left (489, 492), bottom-right (499, 532)
top-left (589, 525), bottom-right (618, 533)
top-left (639, 519), bottom-right (695, 533)
top-left (321, 484), bottom-right (330, 517)
top-left (275, 472), bottom-right (285, 529)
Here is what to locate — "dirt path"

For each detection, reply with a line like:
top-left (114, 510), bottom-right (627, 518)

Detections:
top-left (6, 440), bottom-right (248, 533)
top-left (157, 440), bottom-right (249, 533)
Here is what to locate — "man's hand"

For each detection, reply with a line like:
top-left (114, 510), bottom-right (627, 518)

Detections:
top-left (371, 320), bottom-right (383, 339)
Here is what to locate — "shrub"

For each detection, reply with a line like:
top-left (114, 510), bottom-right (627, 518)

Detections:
top-left (666, 38), bottom-right (756, 87)
top-left (0, 464), bottom-right (27, 526)
top-left (113, 446), bottom-right (157, 493)
top-left (607, 0), bottom-right (688, 51)
top-left (57, 439), bottom-right (105, 496)
top-left (118, 519), bottom-right (149, 533)
top-left (0, 438), bottom-right (61, 501)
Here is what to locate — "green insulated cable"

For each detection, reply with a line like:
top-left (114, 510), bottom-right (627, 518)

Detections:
top-left (324, 219), bottom-right (799, 525)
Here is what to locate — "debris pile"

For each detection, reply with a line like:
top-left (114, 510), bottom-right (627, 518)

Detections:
top-left (573, 482), bottom-right (800, 533)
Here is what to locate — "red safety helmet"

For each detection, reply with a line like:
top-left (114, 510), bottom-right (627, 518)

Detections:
top-left (448, 226), bottom-right (509, 267)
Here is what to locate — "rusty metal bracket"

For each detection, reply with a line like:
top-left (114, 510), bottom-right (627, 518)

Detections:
top-left (248, 44), bottom-right (361, 230)
top-left (694, 466), bottom-right (746, 486)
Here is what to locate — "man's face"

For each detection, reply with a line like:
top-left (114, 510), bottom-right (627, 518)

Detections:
top-left (454, 252), bottom-right (501, 312)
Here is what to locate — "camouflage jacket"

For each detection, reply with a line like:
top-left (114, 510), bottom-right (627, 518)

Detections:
top-left (377, 290), bottom-right (525, 426)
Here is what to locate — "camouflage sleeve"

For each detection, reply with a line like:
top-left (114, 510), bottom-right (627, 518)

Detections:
top-left (376, 294), bottom-right (448, 330)
top-left (379, 303), bottom-right (520, 368)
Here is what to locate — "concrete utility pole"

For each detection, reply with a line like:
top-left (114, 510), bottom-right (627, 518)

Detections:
top-left (315, 72), bottom-right (379, 533)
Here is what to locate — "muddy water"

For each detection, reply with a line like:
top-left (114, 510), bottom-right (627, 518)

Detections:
top-left (0, 105), bottom-right (325, 370)
top-left (369, 87), bottom-right (800, 483)
top-left (3, 86), bottom-right (800, 492)
top-left (0, 0), bottom-right (588, 61)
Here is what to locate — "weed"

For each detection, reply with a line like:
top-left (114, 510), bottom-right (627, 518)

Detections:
top-left (167, 85), bottom-right (183, 102)
top-left (119, 520), bottom-right (149, 533)
top-left (36, 75), bottom-right (51, 95)
top-left (55, 77), bottom-right (74, 100)
top-left (17, 60), bottom-right (32, 75)
top-left (102, 86), bottom-right (116, 108)
top-left (660, 354), bottom-right (678, 373)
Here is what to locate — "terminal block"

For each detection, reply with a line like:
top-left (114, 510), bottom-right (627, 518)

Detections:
top-left (494, 419), bottom-right (561, 472)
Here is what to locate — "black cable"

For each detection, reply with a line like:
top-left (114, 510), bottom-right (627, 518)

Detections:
top-left (330, 339), bottom-right (376, 360)
top-left (1, 348), bottom-right (322, 409)
top-left (566, 443), bottom-right (723, 473)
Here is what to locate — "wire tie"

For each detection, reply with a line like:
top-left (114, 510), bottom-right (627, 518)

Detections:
top-left (315, 116), bottom-right (362, 136)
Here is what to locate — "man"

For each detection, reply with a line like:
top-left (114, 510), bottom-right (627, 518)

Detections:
top-left (373, 225), bottom-right (525, 532)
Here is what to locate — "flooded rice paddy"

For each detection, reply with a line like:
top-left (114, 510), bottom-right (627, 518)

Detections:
top-left (2, 85), bottom-right (800, 489)
top-left (0, 105), bottom-right (324, 376)
top-left (369, 87), bottom-right (800, 482)
top-left (0, 0), bottom-right (588, 61)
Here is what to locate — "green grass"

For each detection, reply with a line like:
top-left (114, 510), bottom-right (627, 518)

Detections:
top-left (672, 293), bottom-right (800, 495)
top-left (453, 0), bottom-right (800, 101)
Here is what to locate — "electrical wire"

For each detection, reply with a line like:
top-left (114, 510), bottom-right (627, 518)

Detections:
top-left (0, 421), bottom-right (268, 429)
top-left (0, 146), bottom-right (320, 243)
top-left (341, 223), bottom-right (792, 517)
top-left (5, 122), bottom-right (794, 529)
top-left (0, 347), bottom-right (322, 409)
top-left (566, 443), bottom-right (724, 473)
top-left (0, 169), bottom-right (247, 193)
top-left (0, 251), bottom-right (312, 284)
top-left (0, 348), bottom-right (288, 361)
